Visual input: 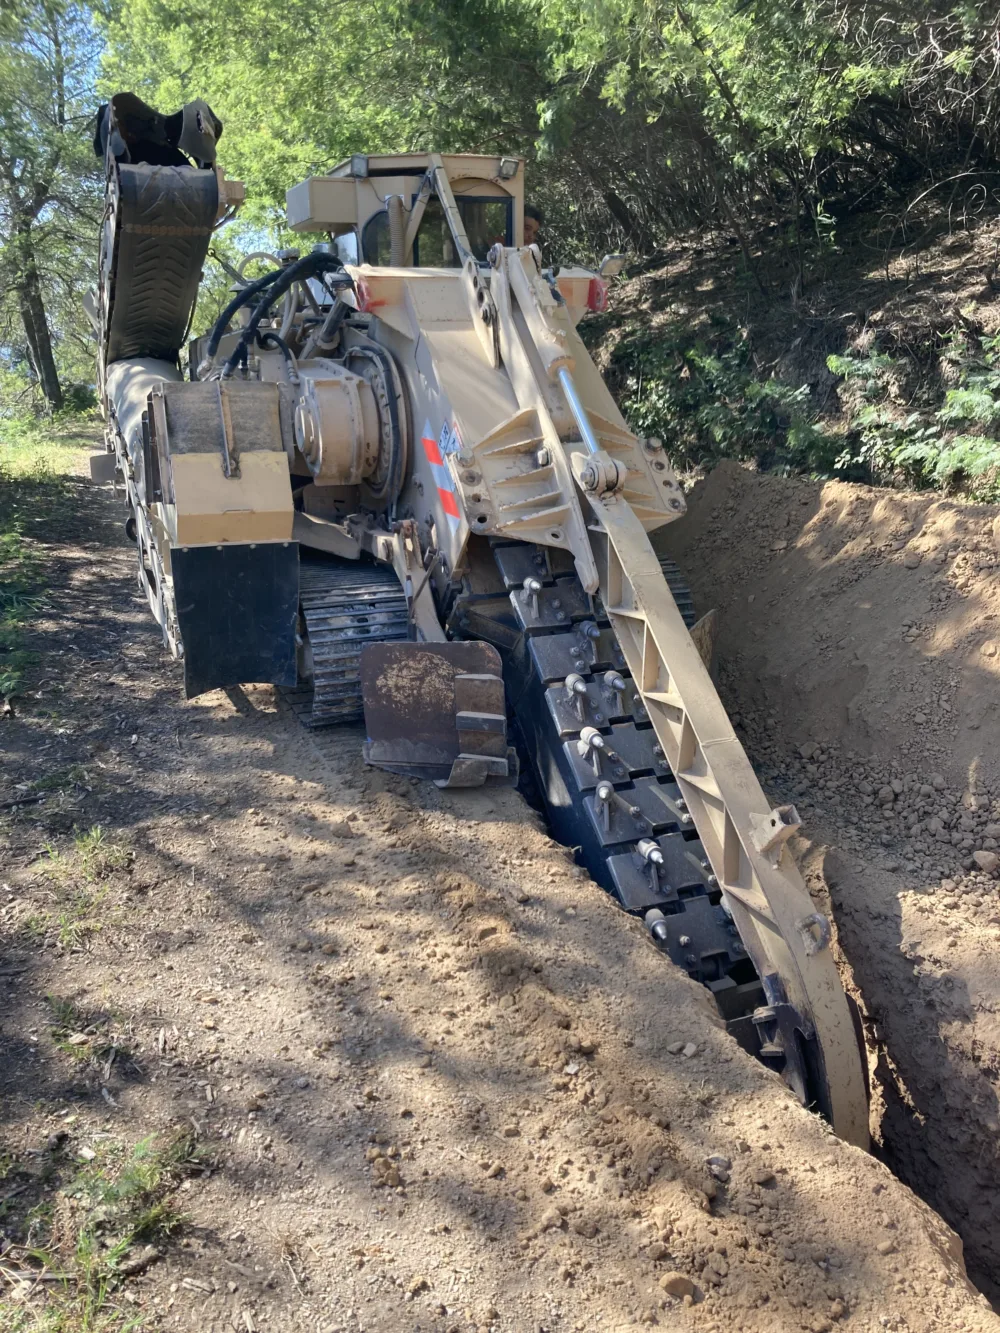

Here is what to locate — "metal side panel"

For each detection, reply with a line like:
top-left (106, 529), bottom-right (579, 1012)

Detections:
top-left (172, 541), bottom-right (299, 698)
top-left (360, 642), bottom-right (511, 786)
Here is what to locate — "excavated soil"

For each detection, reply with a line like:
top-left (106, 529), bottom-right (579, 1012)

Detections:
top-left (2, 454), bottom-right (1000, 1331)
top-left (659, 461), bottom-right (1000, 1305)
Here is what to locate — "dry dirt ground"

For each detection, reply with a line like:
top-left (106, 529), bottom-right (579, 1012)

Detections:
top-left (2, 453), bottom-right (999, 1333)
top-left (660, 462), bottom-right (1000, 1304)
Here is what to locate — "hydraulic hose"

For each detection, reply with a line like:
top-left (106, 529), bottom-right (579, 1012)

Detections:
top-left (255, 330), bottom-right (300, 384)
top-left (219, 252), bottom-right (351, 381)
top-left (300, 297), bottom-right (350, 359)
top-left (199, 266), bottom-right (282, 374)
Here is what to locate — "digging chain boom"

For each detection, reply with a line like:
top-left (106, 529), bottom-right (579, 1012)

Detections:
top-left (470, 244), bottom-right (870, 1147)
top-left (585, 508), bottom-right (869, 1145)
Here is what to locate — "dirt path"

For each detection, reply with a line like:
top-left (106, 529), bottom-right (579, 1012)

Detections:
top-left (660, 461), bottom-right (1000, 1304)
top-left (2, 455), bottom-right (998, 1332)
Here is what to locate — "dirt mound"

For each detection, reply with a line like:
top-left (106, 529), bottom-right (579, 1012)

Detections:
top-left (2, 456), bottom-right (999, 1330)
top-left (660, 461), bottom-right (1000, 1300)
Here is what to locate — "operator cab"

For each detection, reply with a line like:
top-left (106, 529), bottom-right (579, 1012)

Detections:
top-left (285, 152), bottom-right (525, 270)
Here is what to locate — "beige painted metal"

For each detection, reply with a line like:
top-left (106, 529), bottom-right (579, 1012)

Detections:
top-left (581, 491), bottom-right (869, 1147)
top-left (293, 363), bottom-right (381, 484)
top-left (287, 175), bottom-right (362, 232)
top-left (170, 452), bottom-right (293, 546)
top-left (288, 152), bottom-right (525, 247)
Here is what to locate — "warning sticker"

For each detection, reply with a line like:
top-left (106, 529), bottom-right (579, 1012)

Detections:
top-left (439, 422), bottom-right (461, 457)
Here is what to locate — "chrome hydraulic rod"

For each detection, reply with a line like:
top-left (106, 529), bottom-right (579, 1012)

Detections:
top-left (558, 366), bottom-right (601, 456)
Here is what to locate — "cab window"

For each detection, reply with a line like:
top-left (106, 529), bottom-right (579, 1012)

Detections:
top-left (364, 193), bottom-right (513, 267)
top-left (362, 210), bottom-right (391, 265)
top-left (458, 197), bottom-right (512, 260)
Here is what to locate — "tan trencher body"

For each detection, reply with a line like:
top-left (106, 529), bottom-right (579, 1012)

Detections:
top-left (89, 94), bottom-right (869, 1146)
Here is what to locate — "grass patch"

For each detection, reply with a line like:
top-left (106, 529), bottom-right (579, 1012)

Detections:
top-left (1, 411), bottom-right (100, 481)
top-left (0, 1133), bottom-right (204, 1331)
top-left (0, 411), bottom-right (99, 701)
top-left (73, 829), bottom-right (133, 883)
top-left (24, 828), bottom-right (134, 949)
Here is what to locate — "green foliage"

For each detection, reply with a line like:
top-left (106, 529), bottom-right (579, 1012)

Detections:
top-left (827, 328), bottom-right (1000, 499)
top-left (3, 1133), bottom-right (199, 1330)
top-left (0, 3), bottom-right (103, 408)
top-left (610, 318), bottom-right (837, 475)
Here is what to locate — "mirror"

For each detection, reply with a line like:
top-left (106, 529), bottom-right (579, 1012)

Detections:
top-left (598, 252), bottom-right (626, 278)
top-left (334, 231), bottom-right (360, 265)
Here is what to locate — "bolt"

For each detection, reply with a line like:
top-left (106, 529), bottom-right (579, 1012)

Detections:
top-left (552, 598), bottom-right (562, 609)
top-left (614, 765), bottom-right (625, 777)
top-left (581, 465), bottom-right (598, 490)
top-left (556, 611), bottom-right (566, 621)
top-left (629, 805), bottom-right (641, 819)
top-left (685, 953), bottom-right (697, 965)
top-left (679, 934), bottom-right (691, 947)
top-left (593, 712), bottom-right (604, 723)
top-left (638, 839), bottom-right (663, 866)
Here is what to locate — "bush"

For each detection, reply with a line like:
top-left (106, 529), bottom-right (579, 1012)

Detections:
top-left (829, 328), bottom-right (1000, 500)
top-left (607, 317), bottom-right (839, 477)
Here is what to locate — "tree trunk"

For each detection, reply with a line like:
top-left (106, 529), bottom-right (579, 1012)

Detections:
top-left (602, 189), bottom-right (656, 255)
top-left (15, 223), bottom-right (63, 411)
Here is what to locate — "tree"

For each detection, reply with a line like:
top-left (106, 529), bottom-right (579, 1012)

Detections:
top-left (0, 1), bottom-right (101, 412)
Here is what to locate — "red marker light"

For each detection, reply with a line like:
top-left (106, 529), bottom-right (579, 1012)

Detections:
top-left (587, 277), bottom-right (609, 313)
top-left (355, 280), bottom-right (386, 313)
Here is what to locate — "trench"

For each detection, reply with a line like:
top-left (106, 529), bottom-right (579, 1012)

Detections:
top-left (653, 461), bottom-right (1000, 1309)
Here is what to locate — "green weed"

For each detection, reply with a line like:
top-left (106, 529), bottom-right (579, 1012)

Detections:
top-left (0, 1133), bottom-right (199, 1331)
top-left (73, 829), bottom-right (132, 883)
top-left (828, 327), bottom-right (1000, 498)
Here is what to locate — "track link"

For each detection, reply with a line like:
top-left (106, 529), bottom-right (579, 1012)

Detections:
top-left (489, 543), bottom-right (766, 1027)
top-left (284, 556), bottom-right (410, 727)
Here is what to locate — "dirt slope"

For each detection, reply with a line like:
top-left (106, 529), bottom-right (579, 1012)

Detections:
top-left (2, 466), bottom-right (998, 1330)
top-left (659, 461), bottom-right (1000, 1301)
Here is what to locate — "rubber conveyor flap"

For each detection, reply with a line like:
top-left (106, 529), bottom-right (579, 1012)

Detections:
top-left (104, 163), bottom-right (218, 365)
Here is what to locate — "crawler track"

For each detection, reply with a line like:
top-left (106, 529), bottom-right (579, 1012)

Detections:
top-left (284, 556), bottom-right (410, 727)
